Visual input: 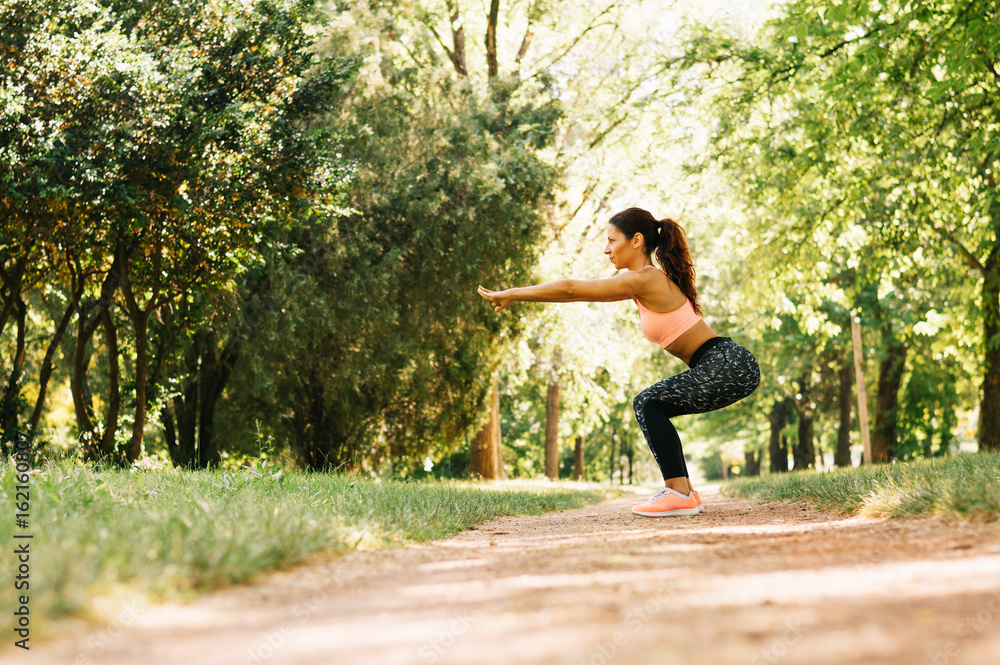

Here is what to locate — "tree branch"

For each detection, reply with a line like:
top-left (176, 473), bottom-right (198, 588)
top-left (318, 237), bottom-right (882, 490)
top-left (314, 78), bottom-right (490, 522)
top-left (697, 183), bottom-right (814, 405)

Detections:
top-left (933, 223), bottom-right (985, 274)
top-left (427, 24), bottom-right (456, 64)
top-left (528, 4), bottom-right (619, 79)
top-left (820, 21), bottom-right (891, 60)
top-left (513, 2), bottom-right (539, 77)
top-left (119, 246), bottom-right (141, 322)
top-left (582, 68), bottom-right (658, 149)
top-left (444, 0), bottom-right (468, 77)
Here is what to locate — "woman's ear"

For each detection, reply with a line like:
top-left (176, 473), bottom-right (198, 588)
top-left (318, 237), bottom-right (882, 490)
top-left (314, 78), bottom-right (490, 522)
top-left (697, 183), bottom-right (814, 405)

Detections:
top-left (632, 233), bottom-right (644, 250)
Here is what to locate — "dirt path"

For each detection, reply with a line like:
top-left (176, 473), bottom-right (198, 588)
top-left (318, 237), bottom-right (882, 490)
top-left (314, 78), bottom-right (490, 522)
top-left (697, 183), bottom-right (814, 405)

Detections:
top-left (15, 485), bottom-right (1000, 665)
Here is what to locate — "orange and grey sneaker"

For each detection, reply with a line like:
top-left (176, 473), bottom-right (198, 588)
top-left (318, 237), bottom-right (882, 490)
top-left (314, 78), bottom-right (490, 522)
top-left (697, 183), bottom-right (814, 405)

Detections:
top-left (631, 487), bottom-right (704, 517)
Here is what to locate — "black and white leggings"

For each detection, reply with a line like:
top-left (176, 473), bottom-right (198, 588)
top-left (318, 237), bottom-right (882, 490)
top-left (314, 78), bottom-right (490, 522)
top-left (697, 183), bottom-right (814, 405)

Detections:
top-left (633, 337), bottom-right (760, 480)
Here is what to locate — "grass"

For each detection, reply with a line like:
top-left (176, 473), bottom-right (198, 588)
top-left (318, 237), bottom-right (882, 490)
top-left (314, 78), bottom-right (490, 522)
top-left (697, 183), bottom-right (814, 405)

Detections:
top-left (0, 459), bottom-right (611, 637)
top-left (723, 451), bottom-right (1000, 520)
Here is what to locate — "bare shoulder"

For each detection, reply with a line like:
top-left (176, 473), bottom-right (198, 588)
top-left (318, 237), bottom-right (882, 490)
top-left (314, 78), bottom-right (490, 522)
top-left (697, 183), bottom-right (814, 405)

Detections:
top-left (608, 268), bottom-right (650, 297)
top-left (631, 266), bottom-right (686, 310)
top-left (628, 265), bottom-right (675, 295)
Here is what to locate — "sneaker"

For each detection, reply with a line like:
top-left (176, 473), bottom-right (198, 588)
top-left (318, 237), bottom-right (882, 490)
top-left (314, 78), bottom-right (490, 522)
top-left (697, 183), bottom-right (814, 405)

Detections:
top-left (631, 487), bottom-right (703, 517)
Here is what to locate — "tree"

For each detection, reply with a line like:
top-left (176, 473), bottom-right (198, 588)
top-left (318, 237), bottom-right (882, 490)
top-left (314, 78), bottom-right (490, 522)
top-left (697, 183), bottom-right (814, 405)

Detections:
top-left (210, 1), bottom-right (564, 471)
top-left (668, 0), bottom-right (1000, 452)
top-left (834, 360), bottom-right (854, 467)
top-left (573, 434), bottom-right (585, 479)
top-left (544, 379), bottom-right (561, 479)
top-left (469, 372), bottom-right (504, 479)
top-left (1, 0), bottom-right (356, 464)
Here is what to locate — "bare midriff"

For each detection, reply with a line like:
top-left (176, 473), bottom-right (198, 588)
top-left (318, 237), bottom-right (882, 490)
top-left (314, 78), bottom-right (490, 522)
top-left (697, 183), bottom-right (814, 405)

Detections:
top-left (665, 319), bottom-right (720, 367)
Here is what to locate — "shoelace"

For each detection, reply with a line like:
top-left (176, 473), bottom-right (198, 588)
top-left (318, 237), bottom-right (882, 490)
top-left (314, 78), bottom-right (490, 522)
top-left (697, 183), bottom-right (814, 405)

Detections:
top-left (647, 488), bottom-right (673, 502)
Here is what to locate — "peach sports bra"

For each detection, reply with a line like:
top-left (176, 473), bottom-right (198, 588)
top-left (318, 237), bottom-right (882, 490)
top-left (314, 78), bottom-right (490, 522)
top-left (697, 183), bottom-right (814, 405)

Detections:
top-left (634, 296), bottom-right (702, 348)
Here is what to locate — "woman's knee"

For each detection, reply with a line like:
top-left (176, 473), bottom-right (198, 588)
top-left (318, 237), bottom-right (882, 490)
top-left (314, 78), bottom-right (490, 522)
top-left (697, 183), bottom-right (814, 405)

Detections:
top-left (632, 390), bottom-right (648, 416)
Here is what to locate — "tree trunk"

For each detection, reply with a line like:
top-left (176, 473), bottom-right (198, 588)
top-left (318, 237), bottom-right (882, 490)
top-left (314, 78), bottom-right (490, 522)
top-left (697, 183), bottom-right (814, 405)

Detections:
top-left (871, 339), bottom-right (908, 462)
top-left (30, 262), bottom-right (84, 430)
top-left (176, 394), bottom-right (198, 467)
top-left (97, 308), bottom-right (121, 457)
top-left (127, 314), bottom-right (149, 464)
top-left (0, 295), bottom-right (26, 433)
top-left (608, 426), bottom-right (617, 484)
top-left (73, 249), bottom-right (127, 460)
top-left (0, 254), bottom-right (28, 340)
top-left (544, 380), bottom-right (560, 479)
top-left (121, 239), bottom-right (161, 465)
top-left (165, 313), bottom-right (248, 468)
top-left (443, 0), bottom-right (468, 77)
top-left (793, 374), bottom-right (815, 470)
top-left (0, 285), bottom-right (14, 339)
top-left (493, 389), bottom-right (506, 480)
top-left (197, 351), bottom-right (219, 469)
top-left (197, 329), bottom-right (225, 469)
top-left (851, 312), bottom-right (873, 463)
top-left (72, 303), bottom-right (98, 447)
top-left (161, 403), bottom-right (179, 463)
top-left (980, 248), bottom-right (1000, 451)
top-left (492, 373), bottom-right (504, 479)
top-left (835, 361), bottom-right (853, 467)
top-left (573, 435), bottom-right (584, 480)
top-left (197, 406), bottom-right (219, 468)
top-left (485, 0), bottom-right (500, 78)
top-left (627, 441), bottom-right (634, 485)
top-left (744, 450), bottom-right (761, 476)
top-left (768, 398), bottom-right (791, 472)
top-left (613, 440), bottom-right (620, 483)
top-left (169, 339), bottom-right (200, 468)
top-left (303, 368), bottom-right (334, 470)
top-left (74, 307), bottom-right (122, 462)
top-left (470, 372), bottom-right (502, 479)
top-left (513, 2), bottom-right (540, 76)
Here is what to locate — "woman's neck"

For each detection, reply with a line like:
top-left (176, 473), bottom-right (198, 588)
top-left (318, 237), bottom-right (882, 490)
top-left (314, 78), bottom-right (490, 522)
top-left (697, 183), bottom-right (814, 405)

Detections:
top-left (628, 259), bottom-right (656, 271)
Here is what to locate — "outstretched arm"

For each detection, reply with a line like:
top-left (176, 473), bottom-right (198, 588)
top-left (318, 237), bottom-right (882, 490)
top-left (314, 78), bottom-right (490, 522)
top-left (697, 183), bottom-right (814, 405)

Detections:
top-left (478, 273), bottom-right (642, 312)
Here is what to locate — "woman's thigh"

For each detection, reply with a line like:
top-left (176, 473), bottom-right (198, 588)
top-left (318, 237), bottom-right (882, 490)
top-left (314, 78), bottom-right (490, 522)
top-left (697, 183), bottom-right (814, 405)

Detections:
top-left (635, 341), bottom-right (760, 417)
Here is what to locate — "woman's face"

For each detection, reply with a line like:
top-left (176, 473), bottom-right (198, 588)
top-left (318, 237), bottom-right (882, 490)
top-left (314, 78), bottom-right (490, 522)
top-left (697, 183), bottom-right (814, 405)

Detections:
top-left (604, 224), bottom-right (640, 270)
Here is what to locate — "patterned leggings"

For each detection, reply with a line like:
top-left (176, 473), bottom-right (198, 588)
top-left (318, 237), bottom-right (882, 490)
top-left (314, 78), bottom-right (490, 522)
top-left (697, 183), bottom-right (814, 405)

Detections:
top-left (633, 337), bottom-right (761, 480)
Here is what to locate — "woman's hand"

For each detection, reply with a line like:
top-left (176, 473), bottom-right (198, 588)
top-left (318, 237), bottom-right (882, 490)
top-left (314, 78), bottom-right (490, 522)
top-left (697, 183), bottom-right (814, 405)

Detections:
top-left (478, 285), bottom-right (516, 312)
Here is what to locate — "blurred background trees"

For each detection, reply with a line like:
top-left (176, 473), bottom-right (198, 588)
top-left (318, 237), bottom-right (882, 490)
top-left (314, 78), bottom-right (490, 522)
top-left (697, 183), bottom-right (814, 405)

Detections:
top-left (3, 0), bottom-right (995, 480)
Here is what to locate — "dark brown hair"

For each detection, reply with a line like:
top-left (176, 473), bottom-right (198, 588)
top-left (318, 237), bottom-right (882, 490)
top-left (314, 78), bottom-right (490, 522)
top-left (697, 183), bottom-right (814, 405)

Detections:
top-left (607, 207), bottom-right (701, 315)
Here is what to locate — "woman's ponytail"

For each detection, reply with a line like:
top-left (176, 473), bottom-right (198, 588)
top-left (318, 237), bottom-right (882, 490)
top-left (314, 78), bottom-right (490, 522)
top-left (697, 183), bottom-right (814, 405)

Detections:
top-left (655, 218), bottom-right (701, 316)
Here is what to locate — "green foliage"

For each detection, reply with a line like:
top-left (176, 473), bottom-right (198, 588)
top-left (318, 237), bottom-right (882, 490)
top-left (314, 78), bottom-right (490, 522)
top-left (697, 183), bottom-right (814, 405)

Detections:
top-left (667, 0), bottom-right (999, 461)
top-left (7, 0), bottom-right (992, 477)
top-left (2, 0), bottom-right (357, 462)
top-left (216, 3), bottom-right (562, 471)
top-left (895, 352), bottom-right (962, 460)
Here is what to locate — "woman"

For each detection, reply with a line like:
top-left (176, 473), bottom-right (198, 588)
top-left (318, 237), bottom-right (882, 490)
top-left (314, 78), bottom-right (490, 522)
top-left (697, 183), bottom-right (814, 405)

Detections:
top-left (477, 207), bottom-right (760, 517)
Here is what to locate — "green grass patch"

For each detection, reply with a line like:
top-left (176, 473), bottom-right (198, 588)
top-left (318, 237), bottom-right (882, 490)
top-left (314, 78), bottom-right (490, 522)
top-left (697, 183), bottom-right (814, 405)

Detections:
top-left (0, 460), bottom-right (610, 637)
top-left (723, 451), bottom-right (1000, 521)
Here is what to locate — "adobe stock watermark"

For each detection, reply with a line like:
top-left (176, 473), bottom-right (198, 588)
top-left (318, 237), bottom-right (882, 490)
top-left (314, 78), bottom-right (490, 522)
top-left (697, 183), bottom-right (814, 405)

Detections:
top-left (750, 617), bottom-right (806, 665)
top-left (73, 598), bottom-right (142, 665)
top-left (417, 612), bottom-right (476, 664)
top-left (925, 589), bottom-right (1000, 665)
top-left (748, 534), bottom-right (895, 664)
top-left (12, 430), bottom-right (33, 651)
top-left (244, 589), bottom-right (329, 664)
top-left (245, 568), bottom-right (348, 664)
top-left (576, 578), bottom-right (678, 665)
